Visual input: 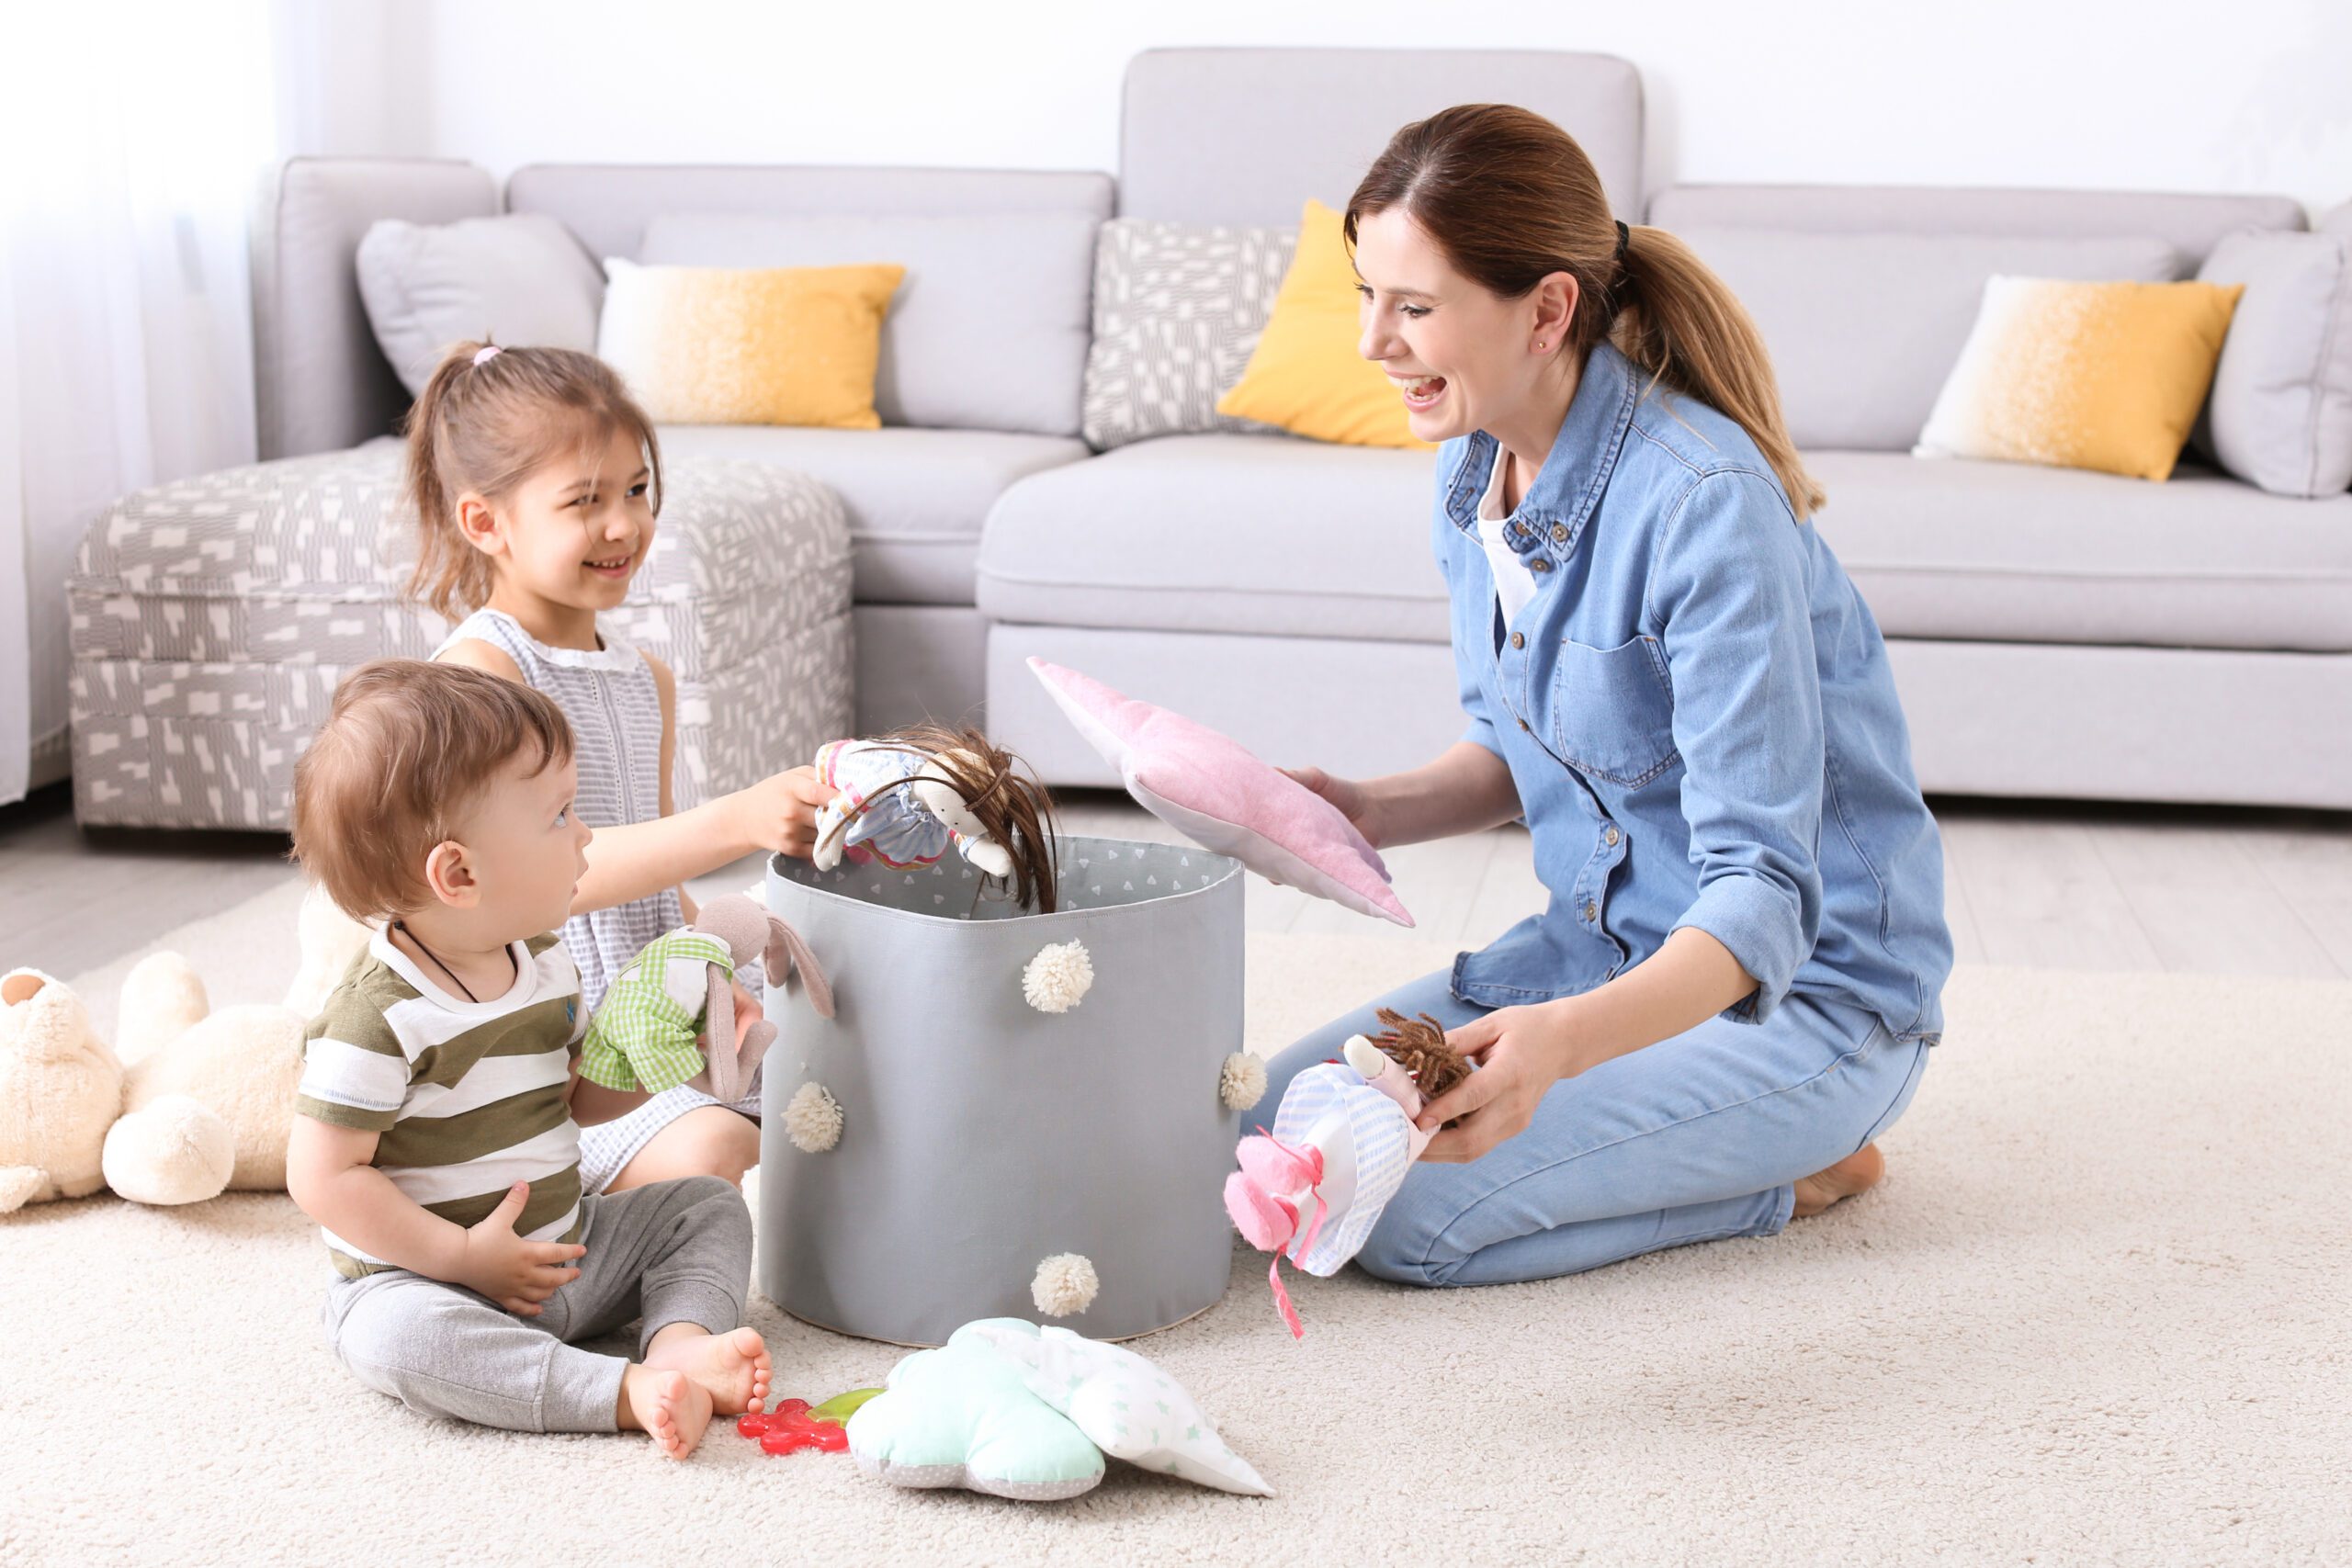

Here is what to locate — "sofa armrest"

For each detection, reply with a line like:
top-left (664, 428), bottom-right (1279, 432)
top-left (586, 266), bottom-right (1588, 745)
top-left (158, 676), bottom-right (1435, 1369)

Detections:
top-left (250, 156), bottom-right (497, 459)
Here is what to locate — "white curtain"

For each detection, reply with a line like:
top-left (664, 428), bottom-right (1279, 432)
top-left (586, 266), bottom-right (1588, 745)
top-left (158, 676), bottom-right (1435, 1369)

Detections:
top-left (0, 1), bottom-right (281, 805)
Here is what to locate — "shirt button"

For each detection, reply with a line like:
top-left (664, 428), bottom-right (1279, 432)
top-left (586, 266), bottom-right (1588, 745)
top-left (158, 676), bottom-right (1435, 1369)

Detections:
top-left (1584, 900), bottom-right (1600, 921)
top-left (1551, 524), bottom-right (1569, 544)
top-left (1517, 716), bottom-right (1530, 732)
top-left (1510, 632), bottom-right (1525, 650)
top-left (1529, 558), bottom-right (1553, 573)
top-left (1603, 826), bottom-right (1620, 847)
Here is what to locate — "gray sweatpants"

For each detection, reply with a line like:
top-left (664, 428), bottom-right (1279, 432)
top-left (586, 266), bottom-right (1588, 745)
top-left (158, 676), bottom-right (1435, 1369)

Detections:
top-left (319, 1174), bottom-right (752, 1433)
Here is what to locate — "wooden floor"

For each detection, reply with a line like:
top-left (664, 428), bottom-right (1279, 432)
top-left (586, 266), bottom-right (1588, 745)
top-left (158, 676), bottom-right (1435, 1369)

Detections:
top-left (6, 781), bottom-right (2349, 985)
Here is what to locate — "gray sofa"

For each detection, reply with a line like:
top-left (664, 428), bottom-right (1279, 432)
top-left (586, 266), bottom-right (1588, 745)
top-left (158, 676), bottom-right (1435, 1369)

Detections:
top-left (236, 46), bottom-right (2351, 814)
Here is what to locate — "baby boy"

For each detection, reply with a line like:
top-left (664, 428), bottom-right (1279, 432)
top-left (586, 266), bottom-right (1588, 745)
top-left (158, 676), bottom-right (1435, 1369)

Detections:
top-left (285, 658), bottom-right (769, 1457)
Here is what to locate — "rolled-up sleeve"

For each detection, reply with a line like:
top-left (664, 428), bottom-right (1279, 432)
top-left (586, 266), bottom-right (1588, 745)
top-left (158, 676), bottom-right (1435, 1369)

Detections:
top-left (1432, 498), bottom-right (1505, 760)
top-left (1648, 469), bottom-right (1825, 1024)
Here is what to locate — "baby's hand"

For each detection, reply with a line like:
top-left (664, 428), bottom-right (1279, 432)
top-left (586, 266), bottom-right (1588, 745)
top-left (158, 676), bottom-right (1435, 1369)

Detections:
top-left (730, 765), bottom-right (832, 859)
top-left (457, 1181), bottom-right (585, 1316)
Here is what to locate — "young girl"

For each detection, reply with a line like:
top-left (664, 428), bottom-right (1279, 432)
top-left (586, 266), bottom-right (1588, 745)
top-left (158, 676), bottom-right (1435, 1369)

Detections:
top-left (403, 340), bottom-right (834, 1196)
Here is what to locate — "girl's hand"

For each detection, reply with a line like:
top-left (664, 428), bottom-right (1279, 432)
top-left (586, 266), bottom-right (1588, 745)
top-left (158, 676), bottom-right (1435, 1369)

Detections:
top-left (1280, 765), bottom-right (1385, 849)
top-left (1416, 1000), bottom-right (1598, 1164)
top-left (458, 1181), bottom-right (585, 1316)
top-left (730, 765), bottom-right (833, 858)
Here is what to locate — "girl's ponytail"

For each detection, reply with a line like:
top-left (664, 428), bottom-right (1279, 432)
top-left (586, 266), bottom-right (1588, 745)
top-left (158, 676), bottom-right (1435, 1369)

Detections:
top-left (1346, 105), bottom-right (1823, 522)
top-left (1612, 226), bottom-right (1823, 519)
top-left (402, 339), bottom-right (493, 623)
top-left (399, 338), bottom-right (666, 623)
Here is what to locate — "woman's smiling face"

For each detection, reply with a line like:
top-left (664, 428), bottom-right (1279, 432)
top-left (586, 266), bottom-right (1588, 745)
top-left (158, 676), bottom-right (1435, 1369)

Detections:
top-left (1351, 206), bottom-right (1579, 446)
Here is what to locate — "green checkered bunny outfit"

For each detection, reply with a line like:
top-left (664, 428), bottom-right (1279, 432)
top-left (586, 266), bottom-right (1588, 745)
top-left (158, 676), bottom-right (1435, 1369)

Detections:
top-left (579, 931), bottom-right (738, 1093)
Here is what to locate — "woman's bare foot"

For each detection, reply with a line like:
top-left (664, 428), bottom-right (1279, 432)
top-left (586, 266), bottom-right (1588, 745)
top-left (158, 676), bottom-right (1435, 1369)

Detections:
top-left (643, 1324), bottom-right (773, 1416)
top-left (619, 1367), bottom-right (713, 1460)
top-left (1791, 1144), bottom-right (1885, 1218)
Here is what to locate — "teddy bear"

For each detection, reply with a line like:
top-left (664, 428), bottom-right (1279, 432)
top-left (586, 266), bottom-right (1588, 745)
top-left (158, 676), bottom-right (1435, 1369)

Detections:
top-left (0, 897), bottom-right (354, 1212)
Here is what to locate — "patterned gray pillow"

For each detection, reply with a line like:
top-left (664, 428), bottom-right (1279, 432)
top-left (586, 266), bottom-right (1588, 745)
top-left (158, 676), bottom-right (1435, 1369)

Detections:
top-left (1081, 219), bottom-right (1297, 450)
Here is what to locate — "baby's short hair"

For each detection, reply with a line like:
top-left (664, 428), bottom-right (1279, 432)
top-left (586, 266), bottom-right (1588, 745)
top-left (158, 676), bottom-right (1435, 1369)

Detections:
top-left (291, 659), bottom-right (572, 921)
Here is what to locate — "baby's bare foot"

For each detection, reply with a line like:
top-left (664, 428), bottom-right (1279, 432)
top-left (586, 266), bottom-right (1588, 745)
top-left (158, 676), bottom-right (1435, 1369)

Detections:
top-left (622, 1367), bottom-right (713, 1460)
top-left (644, 1325), bottom-right (773, 1416)
top-left (1791, 1144), bottom-right (1886, 1219)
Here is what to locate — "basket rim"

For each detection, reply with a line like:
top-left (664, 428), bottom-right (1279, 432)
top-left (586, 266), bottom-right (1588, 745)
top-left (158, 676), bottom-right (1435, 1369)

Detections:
top-left (765, 834), bottom-right (1244, 929)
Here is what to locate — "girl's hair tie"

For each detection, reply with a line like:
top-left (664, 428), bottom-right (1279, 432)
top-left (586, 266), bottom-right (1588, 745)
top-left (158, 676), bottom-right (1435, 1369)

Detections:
top-left (470, 344), bottom-right (502, 367)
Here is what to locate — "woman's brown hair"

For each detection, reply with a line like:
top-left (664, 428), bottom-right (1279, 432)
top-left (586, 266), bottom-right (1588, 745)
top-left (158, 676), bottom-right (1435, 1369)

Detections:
top-left (402, 342), bottom-right (666, 621)
top-left (1345, 105), bottom-right (1823, 520)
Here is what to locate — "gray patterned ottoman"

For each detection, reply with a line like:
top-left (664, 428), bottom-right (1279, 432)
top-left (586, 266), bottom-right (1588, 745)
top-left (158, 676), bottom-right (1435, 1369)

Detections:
top-left (69, 442), bottom-right (852, 830)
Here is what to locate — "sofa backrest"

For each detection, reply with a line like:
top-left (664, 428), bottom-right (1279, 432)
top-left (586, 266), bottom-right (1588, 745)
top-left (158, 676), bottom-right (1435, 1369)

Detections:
top-left (253, 160), bottom-right (1113, 457)
top-left (252, 158), bottom-right (498, 460)
top-left (512, 166), bottom-right (1112, 441)
top-left (1647, 184), bottom-right (2310, 451)
top-left (1118, 47), bottom-right (1644, 226)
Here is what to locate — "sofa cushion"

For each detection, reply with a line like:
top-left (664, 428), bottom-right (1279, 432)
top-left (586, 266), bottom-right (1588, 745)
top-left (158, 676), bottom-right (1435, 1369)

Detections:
top-left (1808, 450), bottom-right (2352, 652)
top-left (1674, 228), bottom-right (2178, 451)
top-left (641, 212), bottom-right (1098, 439)
top-left (1082, 218), bottom-right (1295, 450)
top-left (977, 434), bottom-right (1443, 640)
top-left (355, 213), bottom-right (605, 395)
top-left (659, 425), bottom-right (1088, 606)
top-left (2192, 229), bottom-right (2352, 498)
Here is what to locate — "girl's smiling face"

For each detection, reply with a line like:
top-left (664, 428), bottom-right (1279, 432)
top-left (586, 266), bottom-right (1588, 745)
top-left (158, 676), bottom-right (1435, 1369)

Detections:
top-left (459, 423), bottom-right (658, 617)
top-left (1351, 206), bottom-right (1581, 446)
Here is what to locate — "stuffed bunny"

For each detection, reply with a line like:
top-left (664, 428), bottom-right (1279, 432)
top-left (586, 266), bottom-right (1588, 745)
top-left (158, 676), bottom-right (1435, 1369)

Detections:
top-left (579, 895), bottom-right (832, 1102)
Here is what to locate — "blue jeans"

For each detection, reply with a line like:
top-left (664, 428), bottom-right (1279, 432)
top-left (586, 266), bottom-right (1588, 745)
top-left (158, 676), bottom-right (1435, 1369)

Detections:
top-left (1255, 969), bottom-right (1930, 1287)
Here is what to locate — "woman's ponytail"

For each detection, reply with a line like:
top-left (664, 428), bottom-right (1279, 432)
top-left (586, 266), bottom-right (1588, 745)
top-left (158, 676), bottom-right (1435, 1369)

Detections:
top-left (1347, 105), bottom-right (1823, 522)
top-left (1612, 227), bottom-right (1823, 519)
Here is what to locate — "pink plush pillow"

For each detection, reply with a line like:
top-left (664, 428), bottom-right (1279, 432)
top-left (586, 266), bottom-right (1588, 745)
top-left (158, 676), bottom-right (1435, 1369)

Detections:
top-left (1028, 658), bottom-right (1413, 927)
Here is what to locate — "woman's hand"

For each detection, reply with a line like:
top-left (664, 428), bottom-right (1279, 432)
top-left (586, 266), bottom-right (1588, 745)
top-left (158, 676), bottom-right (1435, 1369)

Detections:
top-left (1280, 765), bottom-right (1385, 849)
top-left (729, 765), bottom-right (833, 858)
top-left (1416, 999), bottom-right (1601, 1164)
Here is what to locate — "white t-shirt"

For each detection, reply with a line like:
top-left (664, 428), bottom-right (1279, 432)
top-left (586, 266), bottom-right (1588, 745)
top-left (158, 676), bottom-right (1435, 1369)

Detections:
top-left (1476, 448), bottom-right (1541, 628)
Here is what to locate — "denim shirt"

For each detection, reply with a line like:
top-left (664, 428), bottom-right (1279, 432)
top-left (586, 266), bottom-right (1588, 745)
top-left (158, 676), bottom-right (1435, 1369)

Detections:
top-left (1439, 341), bottom-right (1951, 1043)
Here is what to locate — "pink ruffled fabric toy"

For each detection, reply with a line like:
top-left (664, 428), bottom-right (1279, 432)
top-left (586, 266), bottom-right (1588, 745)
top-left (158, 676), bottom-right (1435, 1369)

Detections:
top-left (1223, 1034), bottom-right (1440, 1337)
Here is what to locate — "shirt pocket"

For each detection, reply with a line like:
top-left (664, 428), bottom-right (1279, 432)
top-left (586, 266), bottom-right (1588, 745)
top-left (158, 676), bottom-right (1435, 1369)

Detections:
top-left (1548, 634), bottom-right (1679, 786)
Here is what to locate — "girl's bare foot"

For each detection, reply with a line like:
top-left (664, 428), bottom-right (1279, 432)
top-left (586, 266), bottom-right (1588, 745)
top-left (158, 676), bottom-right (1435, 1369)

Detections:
top-left (643, 1324), bottom-right (773, 1416)
top-left (620, 1366), bottom-right (713, 1460)
top-left (1791, 1144), bottom-right (1885, 1218)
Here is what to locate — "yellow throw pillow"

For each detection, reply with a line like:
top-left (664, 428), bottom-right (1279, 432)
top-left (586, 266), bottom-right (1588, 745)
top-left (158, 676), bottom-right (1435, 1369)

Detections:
top-left (1915, 276), bottom-right (2244, 481)
top-left (596, 258), bottom-right (905, 427)
top-left (1216, 199), bottom-right (1434, 450)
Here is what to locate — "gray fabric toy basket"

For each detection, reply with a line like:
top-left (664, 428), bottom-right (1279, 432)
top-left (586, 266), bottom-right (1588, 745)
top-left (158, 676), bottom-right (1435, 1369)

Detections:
top-left (759, 835), bottom-right (1246, 1346)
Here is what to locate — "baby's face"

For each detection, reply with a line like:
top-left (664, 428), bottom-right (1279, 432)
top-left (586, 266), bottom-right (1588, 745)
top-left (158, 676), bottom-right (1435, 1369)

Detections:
top-left (458, 751), bottom-right (593, 940)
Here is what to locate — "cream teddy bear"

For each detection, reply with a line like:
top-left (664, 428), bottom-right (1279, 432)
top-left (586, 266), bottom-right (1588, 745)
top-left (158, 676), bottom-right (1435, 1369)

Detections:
top-left (0, 935), bottom-right (326, 1212)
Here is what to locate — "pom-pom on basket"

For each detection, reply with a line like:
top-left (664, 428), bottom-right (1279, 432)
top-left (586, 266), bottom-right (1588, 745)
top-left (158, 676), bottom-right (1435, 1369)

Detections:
top-left (759, 835), bottom-right (1245, 1346)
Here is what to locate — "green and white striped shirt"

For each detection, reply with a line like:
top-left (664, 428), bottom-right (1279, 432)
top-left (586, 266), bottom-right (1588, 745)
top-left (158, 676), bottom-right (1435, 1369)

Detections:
top-left (297, 931), bottom-right (587, 1280)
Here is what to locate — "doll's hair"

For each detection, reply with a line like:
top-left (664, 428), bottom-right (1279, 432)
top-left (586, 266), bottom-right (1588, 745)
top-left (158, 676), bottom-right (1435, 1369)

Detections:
top-left (1367, 1008), bottom-right (1473, 1103)
top-left (854, 723), bottom-right (1061, 913)
top-left (401, 341), bottom-right (665, 622)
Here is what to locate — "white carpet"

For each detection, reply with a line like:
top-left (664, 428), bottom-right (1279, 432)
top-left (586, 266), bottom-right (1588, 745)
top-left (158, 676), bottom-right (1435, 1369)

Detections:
top-left (3, 884), bottom-right (2346, 1565)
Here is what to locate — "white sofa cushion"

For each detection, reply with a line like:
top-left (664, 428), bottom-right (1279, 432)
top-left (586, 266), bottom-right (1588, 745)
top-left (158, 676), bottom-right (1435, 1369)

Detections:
top-left (978, 434), bottom-right (1443, 641)
top-left (354, 213), bottom-right (604, 394)
top-left (2193, 229), bottom-right (2352, 497)
top-left (1809, 449), bottom-right (2352, 651)
top-left (658, 424), bottom-right (1086, 606)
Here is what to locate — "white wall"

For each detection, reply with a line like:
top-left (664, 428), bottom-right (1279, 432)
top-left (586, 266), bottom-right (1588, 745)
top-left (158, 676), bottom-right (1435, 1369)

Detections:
top-left (354, 0), bottom-right (2352, 216)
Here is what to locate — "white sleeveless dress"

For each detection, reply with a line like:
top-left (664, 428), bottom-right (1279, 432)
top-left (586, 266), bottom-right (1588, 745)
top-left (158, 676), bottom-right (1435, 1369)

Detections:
top-left (437, 608), bottom-right (763, 1192)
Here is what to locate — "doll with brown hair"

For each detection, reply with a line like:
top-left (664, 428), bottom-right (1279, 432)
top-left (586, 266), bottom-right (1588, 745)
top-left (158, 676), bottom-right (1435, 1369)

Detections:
top-left (809, 724), bottom-right (1061, 913)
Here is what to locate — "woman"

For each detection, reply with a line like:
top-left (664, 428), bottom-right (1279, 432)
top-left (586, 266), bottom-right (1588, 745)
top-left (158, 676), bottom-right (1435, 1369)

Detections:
top-left (1262, 105), bottom-right (1953, 1287)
